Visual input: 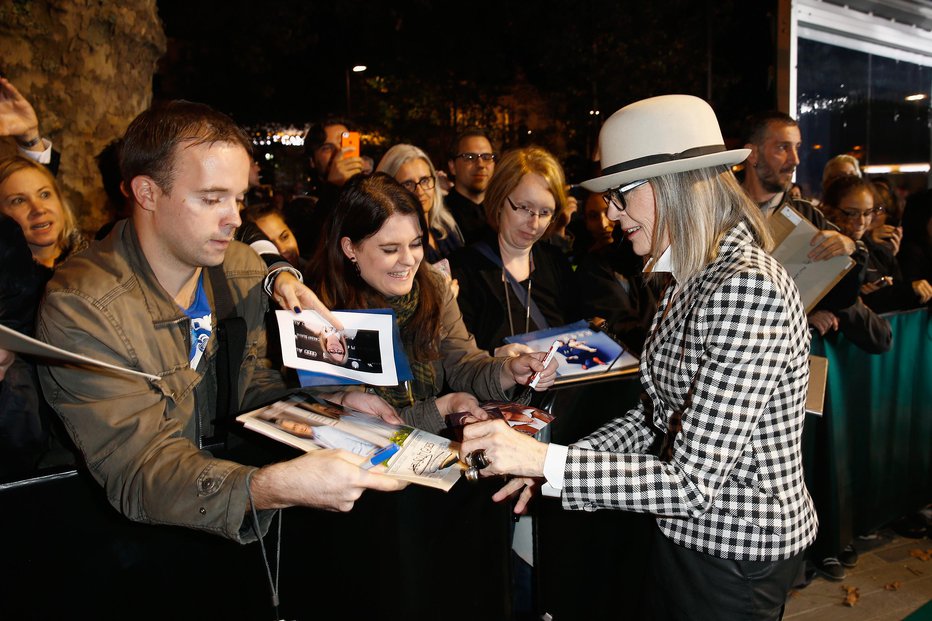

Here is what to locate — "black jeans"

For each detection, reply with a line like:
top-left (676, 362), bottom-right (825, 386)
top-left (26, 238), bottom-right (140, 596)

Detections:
top-left (644, 526), bottom-right (804, 621)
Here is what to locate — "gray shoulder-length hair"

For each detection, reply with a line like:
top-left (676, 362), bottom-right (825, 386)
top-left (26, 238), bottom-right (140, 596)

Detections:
top-left (376, 144), bottom-right (463, 243)
top-left (648, 165), bottom-right (772, 283)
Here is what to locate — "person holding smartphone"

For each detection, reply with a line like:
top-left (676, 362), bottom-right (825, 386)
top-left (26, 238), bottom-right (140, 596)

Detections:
top-left (298, 118), bottom-right (366, 255)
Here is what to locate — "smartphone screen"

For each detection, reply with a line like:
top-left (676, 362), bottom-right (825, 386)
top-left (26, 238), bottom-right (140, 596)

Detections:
top-left (341, 131), bottom-right (361, 159)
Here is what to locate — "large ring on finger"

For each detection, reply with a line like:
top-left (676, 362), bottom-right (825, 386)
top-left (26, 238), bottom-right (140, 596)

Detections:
top-left (466, 449), bottom-right (491, 470)
top-left (474, 449), bottom-right (491, 469)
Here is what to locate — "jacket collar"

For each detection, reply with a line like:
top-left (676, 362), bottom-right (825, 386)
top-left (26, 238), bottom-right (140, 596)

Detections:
top-left (117, 219), bottom-right (217, 327)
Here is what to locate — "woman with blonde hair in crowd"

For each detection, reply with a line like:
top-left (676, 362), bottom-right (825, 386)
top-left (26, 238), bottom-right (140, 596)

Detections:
top-left (0, 155), bottom-right (86, 268)
top-left (376, 143), bottom-right (464, 263)
top-left (0, 155), bottom-right (87, 476)
top-left (449, 146), bottom-right (580, 355)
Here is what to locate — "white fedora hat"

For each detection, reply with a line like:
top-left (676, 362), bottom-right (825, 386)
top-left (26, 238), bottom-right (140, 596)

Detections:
top-left (581, 94), bottom-right (750, 193)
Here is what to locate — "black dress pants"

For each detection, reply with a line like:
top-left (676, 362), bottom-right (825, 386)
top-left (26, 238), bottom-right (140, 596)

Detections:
top-left (644, 525), bottom-right (804, 621)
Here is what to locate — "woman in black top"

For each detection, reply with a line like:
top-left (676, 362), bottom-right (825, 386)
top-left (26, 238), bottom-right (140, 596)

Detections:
top-left (449, 147), bottom-right (580, 354)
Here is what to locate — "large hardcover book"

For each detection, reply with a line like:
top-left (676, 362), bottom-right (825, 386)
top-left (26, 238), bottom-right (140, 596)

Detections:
top-left (769, 204), bottom-right (855, 313)
top-left (237, 393), bottom-right (462, 491)
top-left (504, 320), bottom-right (639, 385)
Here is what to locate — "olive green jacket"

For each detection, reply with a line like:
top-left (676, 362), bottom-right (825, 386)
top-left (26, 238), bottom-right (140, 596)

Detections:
top-left (394, 275), bottom-right (512, 434)
top-left (38, 220), bottom-right (286, 542)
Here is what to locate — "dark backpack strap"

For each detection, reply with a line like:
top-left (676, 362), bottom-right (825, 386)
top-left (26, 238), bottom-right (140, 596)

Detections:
top-left (474, 241), bottom-right (549, 331)
top-left (206, 265), bottom-right (247, 446)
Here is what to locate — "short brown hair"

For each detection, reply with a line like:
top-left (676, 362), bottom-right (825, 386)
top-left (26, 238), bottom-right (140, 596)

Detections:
top-left (120, 100), bottom-right (251, 193)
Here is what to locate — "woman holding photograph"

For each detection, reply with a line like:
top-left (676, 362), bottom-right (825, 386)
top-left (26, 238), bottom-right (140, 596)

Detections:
top-left (305, 172), bottom-right (558, 620)
top-left (306, 173), bottom-right (557, 433)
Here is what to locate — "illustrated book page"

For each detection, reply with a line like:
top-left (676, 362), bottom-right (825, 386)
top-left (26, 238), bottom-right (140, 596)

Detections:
top-left (237, 393), bottom-right (462, 491)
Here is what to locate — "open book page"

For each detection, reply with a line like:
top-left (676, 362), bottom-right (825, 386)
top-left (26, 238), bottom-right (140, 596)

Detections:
top-left (237, 393), bottom-right (462, 491)
top-left (276, 309), bottom-right (399, 386)
top-left (0, 323), bottom-right (161, 382)
top-left (769, 205), bottom-right (855, 313)
top-left (504, 320), bottom-right (639, 383)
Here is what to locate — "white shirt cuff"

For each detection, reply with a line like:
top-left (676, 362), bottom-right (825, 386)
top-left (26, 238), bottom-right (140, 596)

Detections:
top-left (541, 443), bottom-right (569, 497)
top-left (18, 139), bottom-right (52, 164)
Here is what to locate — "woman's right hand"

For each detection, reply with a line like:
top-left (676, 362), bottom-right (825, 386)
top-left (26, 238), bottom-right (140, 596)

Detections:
top-left (869, 224), bottom-right (903, 255)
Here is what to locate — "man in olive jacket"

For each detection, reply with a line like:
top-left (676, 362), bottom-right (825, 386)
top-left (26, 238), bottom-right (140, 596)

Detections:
top-left (37, 101), bottom-right (404, 542)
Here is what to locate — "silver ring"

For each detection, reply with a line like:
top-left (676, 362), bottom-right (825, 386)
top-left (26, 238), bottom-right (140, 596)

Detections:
top-left (466, 449), bottom-right (491, 470)
top-left (474, 449), bottom-right (491, 469)
top-left (464, 466), bottom-right (480, 482)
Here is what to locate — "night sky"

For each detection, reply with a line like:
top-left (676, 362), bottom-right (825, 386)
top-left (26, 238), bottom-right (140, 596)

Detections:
top-left (155, 0), bottom-right (779, 174)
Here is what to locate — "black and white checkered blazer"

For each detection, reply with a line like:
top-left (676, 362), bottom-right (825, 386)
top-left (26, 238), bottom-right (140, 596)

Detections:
top-left (562, 221), bottom-right (818, 561)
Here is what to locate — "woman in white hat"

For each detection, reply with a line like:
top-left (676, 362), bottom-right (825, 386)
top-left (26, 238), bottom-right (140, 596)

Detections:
top-left (459, 95), bottom-right (818, 620)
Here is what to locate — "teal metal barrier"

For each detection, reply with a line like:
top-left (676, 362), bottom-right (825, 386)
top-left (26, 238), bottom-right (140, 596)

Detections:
top-left (811, 307), bottom-right (932, 549)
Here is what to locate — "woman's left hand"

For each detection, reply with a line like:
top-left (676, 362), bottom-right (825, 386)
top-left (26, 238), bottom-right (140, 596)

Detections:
top-left (436, 392), bottom-right (489, 421)
top-left (460, 419), bottom-right (548, 478)
top-left (337, 391), bottom-right (404, 425)
top-left (504, 351), bottom-right (558, 391)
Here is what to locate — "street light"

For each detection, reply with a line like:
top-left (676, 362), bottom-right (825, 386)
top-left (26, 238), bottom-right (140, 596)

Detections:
top-left (346, 65), bottom-right (367, 116)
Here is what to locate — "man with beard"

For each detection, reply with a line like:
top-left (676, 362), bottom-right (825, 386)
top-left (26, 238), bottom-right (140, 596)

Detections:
top-left (741, 111), bottom-right (862, 311)
top-left (741, 111), bottom-right (855, 259)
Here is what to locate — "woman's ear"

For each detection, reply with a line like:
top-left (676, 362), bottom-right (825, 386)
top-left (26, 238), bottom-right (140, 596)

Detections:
top-left (340, 237), bottom-right (355, 261)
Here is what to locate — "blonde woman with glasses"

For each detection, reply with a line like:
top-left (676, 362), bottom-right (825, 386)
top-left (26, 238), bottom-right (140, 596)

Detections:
top-left (449, 146), bottom-right (580, 355)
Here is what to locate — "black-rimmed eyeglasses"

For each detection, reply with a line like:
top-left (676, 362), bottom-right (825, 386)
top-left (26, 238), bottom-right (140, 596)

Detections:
top-left (455, 152), bottom-right (497, 163)
top-left (400, 175), bottom-right (436, 193)
top-left (507, 196), bottom-right (554, 222)
top-left (601, 179), bottom-right (648, 212)
top-left (838, 205), bottom-right (884, 220)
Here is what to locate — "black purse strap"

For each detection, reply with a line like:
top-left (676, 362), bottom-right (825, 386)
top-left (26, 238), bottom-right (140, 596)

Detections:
top-left (205, 265), bottom-right (247, 446)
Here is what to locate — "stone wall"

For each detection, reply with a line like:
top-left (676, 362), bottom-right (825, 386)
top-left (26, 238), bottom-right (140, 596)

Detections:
top-left (0, 0), bottom-right (166, 232)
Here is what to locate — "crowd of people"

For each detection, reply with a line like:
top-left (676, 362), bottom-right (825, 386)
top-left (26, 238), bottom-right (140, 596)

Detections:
top-left (1, 73), bottom-right (931, 620)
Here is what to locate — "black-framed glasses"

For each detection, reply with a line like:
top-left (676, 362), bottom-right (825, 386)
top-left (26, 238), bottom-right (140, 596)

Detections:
top-left (838, 205), bottom-right (884, 220)
top-left (456, 152), bottom-right (497, 163)
top-left (507, 196), bottom-right (553, 222)
top-left (400, 175), bottom-right (436, 193)
top-left (601, 179), bottom-right (648, 212)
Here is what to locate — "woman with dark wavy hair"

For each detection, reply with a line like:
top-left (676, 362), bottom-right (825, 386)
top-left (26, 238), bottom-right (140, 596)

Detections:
top-left (306, 173), bottom-right (556, 433)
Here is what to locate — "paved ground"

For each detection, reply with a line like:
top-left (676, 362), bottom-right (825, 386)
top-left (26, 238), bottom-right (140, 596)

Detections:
top-left (785, 529), bottom-right (932, 621)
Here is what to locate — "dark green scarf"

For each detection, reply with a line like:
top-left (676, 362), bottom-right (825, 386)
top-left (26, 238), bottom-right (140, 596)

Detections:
top-left (374, 280), bottom-right (437, 408)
